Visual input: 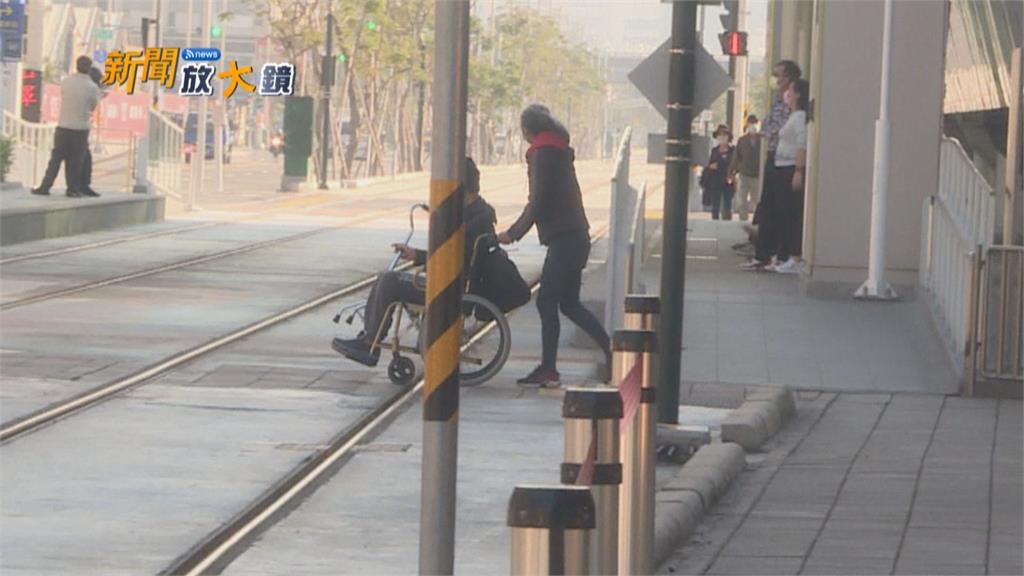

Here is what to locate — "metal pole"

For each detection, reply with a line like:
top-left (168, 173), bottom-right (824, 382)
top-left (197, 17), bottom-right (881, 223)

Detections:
top-left (965, 245), bottom-right (983, 396)
top-left (562, 387), bottom-right (622, 574)
top-left (1004, 48), bottom-right (1022, 246)
top-left (419, 2), bottom-right (469, 574)
top-left (191, 0), bottom-right (212, 210)
top-left (855, 0), bottom-right (898, 300)
top-left (616, 329), bottom-right (658, 576)
top-left (415, 37), bottom-right (426, 173)
top-left (318, 12), bottom-right (333, 190)
top-left (214, 0), bottom-right (225, 197)
top-left (658, 0), bottom-right (697, 425)
top-left (508, 485), bottom-right (595, 576)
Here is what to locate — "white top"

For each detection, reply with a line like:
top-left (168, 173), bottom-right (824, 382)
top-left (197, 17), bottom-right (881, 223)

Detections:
top-left (58, 73), bottom-right (102, 131)
top-left (774, 110), bottom-right (807, 167)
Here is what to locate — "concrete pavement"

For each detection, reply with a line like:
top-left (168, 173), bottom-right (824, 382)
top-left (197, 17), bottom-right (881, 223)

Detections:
top-left (658, 393), bottom-right (1022, 576)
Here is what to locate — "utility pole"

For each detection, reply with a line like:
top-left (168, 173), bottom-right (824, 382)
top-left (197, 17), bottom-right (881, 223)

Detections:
top-left (418, 1), bottom-right (469, 574)
top-left (855, 0), bottom-right (898, 300)
top-left (657, 0), bottom-right (698, 425)
top-left (414, 36), bottom-right (426, 172)
top-left (214, 0), bottom-right (226, 197)
top-left (189, 0), bottom-right (212, 210)
top-left (318, 12), bottom-right (334, 190)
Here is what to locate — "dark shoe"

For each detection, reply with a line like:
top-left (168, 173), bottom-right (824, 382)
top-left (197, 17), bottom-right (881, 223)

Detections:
top-left (65, 190), bottom-right (84, 198)
top-left (30, 187), bottom-right (50, 196)
top-left (332, 337), bottom-right (380, 367)
top-left (516, 366), bottom-right (561, 388)
top-left (81, 188), bottom-right (101, 197)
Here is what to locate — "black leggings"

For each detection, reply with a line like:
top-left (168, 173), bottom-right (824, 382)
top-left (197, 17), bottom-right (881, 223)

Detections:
top-left (537, 232), bottom-right (610, 370)
top-left (755, 164), bottom-right (803, 262)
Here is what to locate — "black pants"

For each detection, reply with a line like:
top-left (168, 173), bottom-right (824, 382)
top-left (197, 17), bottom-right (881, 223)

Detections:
top-left (363, 271), bottom-right (424, 342)
top-left (755, 165), bottom-right (803, 262)
top-left (706, 185), bottom-right (734, 220)
top-left (537, 231), bottom-right (610, 370)
top-left (38, 127), bottom-right (90, 194)
top-left (82, 148), bottom-right (93, 188)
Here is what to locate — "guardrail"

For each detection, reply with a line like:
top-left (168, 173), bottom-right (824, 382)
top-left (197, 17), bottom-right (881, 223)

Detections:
top-left (2, 111), bottom-right (56, 188)
top-left (968, 246), bottom-right (1024, 393)
top-left (146, 108), bottom-right (185, 201)
top-left (921, 136), bottom-right (1021, 393)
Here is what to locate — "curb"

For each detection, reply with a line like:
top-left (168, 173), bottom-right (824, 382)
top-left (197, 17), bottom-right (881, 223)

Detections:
top-left (720, 386), bottom-right (796, 452)
top-left (654, 442), bottom-right (747, 568)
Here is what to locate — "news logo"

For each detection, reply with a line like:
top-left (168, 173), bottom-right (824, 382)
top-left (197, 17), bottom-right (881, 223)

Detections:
top-left (102, 48), bottom-right (293, 98)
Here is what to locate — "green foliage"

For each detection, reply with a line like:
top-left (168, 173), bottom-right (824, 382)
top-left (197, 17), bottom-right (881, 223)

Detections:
top-left (0, 136), bottom-right (14, 184)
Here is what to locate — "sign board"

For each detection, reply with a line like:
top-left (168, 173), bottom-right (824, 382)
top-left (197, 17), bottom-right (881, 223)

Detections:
top-left (1, 33), bottom-right (18, 61)
top-left (647, 133), bottom-right (712, 167)
top-left (0, 2), bottom-right (25, 38)
top-left (628, 38), bottom-right (732, 121)
top-left (92, 28), bottom-right (114, 41)
top-left (93, 48), bottom-right (108, 64)
top-left (21, 67), bottom-right (41, 122)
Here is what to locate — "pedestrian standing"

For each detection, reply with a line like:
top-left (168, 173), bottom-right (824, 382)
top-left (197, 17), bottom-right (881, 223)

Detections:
top-left (729, 114), bottom-right (762, 221)
top-left (498, 104), bottom-right (611, 388)
top-left (741, 60), bottom-right (802, 271)
top-left (769, 78), bottom-right (810, 275)
top-left (31, 56), bottom-right (102, 198)
top-left (701, 124), bottom-right (736, 220)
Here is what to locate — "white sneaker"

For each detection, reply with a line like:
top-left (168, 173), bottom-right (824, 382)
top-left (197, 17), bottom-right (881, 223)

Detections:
top-left (773, 257), bottom-right (804, 275)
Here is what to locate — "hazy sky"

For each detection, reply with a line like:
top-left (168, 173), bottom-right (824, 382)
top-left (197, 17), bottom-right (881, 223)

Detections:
top-left (474, 0), bottom-right (770, 61)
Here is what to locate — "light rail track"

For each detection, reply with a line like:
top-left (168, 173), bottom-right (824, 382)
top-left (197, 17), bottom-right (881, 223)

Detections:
top-left (161, 227), bottom-right (609, 576)
top-left (2, 177), bottom-right (536, 309)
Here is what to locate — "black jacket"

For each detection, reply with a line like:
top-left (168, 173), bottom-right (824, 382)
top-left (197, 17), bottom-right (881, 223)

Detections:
top-left (507, 131), bottom-right (590, 245)
top-left (412, 196), bottom-right (497, 269)
top-left (702, 144), bottom-right (736, 191)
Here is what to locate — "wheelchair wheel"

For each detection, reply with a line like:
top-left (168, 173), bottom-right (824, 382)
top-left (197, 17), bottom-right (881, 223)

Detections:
top-left (459, 295), bottom-right (512, 386)
top-left (415, 294), bottom-right (511, 387)
top-left (387, 356), bottom-right (417, 387)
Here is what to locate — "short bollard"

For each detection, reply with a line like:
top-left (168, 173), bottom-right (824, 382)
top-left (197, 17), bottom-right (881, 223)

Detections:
top-left (623, 295), bottom-right (660, 331)
top-left (508, 485), bottom-right (596, 576)
top-left (562, 387), bottom-right (623, 575)
top-left (614, 330), bottom-right (658, 576)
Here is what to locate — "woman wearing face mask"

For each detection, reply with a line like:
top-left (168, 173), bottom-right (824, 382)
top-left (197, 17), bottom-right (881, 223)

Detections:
top-left (701, 124), bottom-right (736, 220)
top-left (768, 78), bottom-right (810, 275)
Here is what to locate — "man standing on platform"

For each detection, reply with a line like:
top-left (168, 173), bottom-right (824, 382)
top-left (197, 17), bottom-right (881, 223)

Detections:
top-left (31, 56), bottom-right (102, 198)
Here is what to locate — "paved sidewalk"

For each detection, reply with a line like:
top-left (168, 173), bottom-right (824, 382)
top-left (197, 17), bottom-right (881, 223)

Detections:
top-left (659, 392), bottom-right (1023, 575)
top-left (656, 219), bottom-right (959, 400)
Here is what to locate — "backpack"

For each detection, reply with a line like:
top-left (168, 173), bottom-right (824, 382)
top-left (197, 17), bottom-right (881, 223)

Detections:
top-left (470, 245), bottom-right (532, 319)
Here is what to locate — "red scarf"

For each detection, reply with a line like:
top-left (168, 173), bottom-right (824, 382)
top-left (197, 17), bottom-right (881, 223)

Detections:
top-left (526, 131), bottom-right (569, 158)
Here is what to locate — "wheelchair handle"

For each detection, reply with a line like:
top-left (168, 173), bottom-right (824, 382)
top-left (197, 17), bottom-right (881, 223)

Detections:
top-left (389, 203), bottom-right (430, 271)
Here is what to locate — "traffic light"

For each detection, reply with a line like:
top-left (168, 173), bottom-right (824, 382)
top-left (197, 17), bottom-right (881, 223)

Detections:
top-left (366, 17), bottom-right (378, 31)
top-left (718, 31), bottom-right (748, 56)
top-left (337, 52), bottom-right (347, 64)
top-left (719, 0), bottom-right (739, 31)
top-left (211, 24), bottom-right (223, 38)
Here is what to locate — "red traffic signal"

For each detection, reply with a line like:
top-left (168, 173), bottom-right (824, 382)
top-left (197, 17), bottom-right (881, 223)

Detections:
top-left (718, 31), bottom-right (748, 57)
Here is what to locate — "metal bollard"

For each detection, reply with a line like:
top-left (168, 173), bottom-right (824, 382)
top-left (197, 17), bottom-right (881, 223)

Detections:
top-left (508, 485), bottom-right (596, 576)
top-left (614, 330), bottom-right (658, 576)
top-left (562, 387), bottom-right (623, 575)
top-left (624, 295), bottom-right (660, 331)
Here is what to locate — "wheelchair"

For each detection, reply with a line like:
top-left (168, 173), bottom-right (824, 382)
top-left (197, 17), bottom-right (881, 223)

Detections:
top-left (333, 203), bottom-right (513, 387)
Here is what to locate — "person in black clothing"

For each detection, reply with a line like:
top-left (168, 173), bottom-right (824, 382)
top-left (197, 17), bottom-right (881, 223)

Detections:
top-left (701, 124), bottom-right (736, 220)
top-left (333, 158), bottom-right (496, 367)
top-left (498, 104), bottom-right (611, 388)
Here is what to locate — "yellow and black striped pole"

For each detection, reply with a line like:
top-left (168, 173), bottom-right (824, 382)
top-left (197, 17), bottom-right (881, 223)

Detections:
top-left (419, 2), bottom-right (470, 574)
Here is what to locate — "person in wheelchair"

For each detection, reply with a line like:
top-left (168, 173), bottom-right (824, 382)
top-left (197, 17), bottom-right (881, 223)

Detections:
top-left (332, 158), bottom-right (497, 367)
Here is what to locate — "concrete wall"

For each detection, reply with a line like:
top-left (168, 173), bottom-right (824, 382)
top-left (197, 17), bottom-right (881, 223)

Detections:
top-left (809, 0), bottom-right (947, 282)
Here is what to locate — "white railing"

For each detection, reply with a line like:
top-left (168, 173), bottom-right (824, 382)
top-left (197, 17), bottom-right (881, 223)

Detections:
top-left (626, 181), bottom-right (649, 295)
top-left (146, 108), bottom-right (185, 201)
top-left (605, 127), bottom-right (633, 332)
top-left (920, 137), bottom-right (996, 379)
top-left (2, 111), bottom-right (56, 188)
